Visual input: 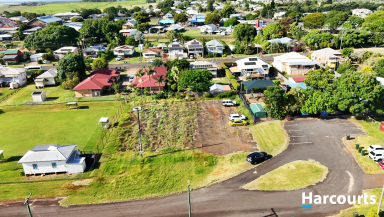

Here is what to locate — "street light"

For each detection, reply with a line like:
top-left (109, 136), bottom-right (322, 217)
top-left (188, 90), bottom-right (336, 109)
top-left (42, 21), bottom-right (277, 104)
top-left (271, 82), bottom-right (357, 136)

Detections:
top-left (133, 106), bottom-right (143, 158)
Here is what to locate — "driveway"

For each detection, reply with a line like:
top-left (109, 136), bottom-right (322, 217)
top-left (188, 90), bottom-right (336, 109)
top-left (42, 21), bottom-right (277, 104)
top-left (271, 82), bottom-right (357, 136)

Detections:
top-left (4, 118), bottom-right (382, 217)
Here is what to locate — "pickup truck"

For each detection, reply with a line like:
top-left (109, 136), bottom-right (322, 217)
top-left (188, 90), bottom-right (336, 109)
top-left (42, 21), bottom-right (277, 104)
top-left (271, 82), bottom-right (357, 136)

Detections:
top-left (222, 99), bottom-right (237, 107)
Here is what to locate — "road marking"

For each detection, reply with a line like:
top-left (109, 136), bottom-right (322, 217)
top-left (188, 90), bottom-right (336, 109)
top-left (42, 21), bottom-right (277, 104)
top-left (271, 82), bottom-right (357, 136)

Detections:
top-left (346, 171), bottom-right (354, 193)
top-left (291, 136), bottom-right (306, 137)
top-left (290, 142), bottom-right (313, 144)
top-left (302, 206), bottom-right (312, 209)
top-left (289, 130), bottom-right (302, 131)
top-left (285, 124), bottom-right (298, 126)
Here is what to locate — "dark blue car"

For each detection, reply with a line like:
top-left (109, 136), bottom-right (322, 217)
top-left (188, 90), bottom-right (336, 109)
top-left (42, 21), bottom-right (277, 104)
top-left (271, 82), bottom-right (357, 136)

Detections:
top-left (246, 152), bottom-right (268, 164)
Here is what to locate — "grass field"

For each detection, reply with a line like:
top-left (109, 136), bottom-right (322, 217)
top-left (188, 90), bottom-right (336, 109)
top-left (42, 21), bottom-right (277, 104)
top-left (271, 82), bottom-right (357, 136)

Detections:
top-left (347, 118), bottom-right (384, 174)
top-left (249, 121), bottom-right (288, 156)
top-left (19, 0), bottom-right (149, 14)
top-left (0, 5), bottom-right (34, 13)
top-left (0, 87), bottom-right (15, 100)
top-left (335, 189), bottom-right (384, 217)
top-left (242, 160), bottom-right (328, 191)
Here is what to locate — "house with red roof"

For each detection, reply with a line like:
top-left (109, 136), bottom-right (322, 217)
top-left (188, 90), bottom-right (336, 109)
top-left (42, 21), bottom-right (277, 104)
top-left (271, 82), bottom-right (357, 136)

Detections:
top-left (131, 67), bottom-right (167, 92)
top-left (288, 76), bottom-right (305, 83)
top-left (142, 48), bottom-right (163, 59)
top-left (72, 69), bottom-right (120, 97)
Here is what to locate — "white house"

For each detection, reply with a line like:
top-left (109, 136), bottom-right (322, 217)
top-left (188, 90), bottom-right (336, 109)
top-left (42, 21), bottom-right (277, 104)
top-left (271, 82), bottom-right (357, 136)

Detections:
top-left (54, 46), bottom-right (79, 60)
top-left (185, 39), bottom-right (203, 58)
top-left (189, 61), bottom-right (218, 77)
top-left (168, 42), bottom-right (184, 58)
top-left (268, 37), bottom-right (295, 45)
top-left (206, 39), bottom-right (224, 56)
top-left (272, 52), bottom-right (317, 76)
top-left (233, 56), bottom-right (271, 78)
top-left (142, 48), bottom-right (163, 59)
top-left (34, 68), bottom-right (58, 88)
top-left (113, 45), bottom-right (135, 57)
top-left (351, 8), bottom-right (372, 18)
top-left (200, 24), bottom-right (219, 34)
top-left (0, 67), bottom-right (27, 87)
top-left (30, 53), bottom-right (45, 62)
top-left (163, 13), bottom-right (173, 19)
top-left (18, 144), bottom-right (86, 175)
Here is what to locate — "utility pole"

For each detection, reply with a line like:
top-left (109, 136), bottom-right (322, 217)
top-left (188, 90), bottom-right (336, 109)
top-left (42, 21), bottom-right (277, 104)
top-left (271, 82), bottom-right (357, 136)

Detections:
top-left (188, 180), bottom-right (191, 217)
top-left (133, 107), bottom-right (143, 158)
top-left (378, 184), bottom-right (384, 215)
top-left (24, 193), bottom-right (33, 217)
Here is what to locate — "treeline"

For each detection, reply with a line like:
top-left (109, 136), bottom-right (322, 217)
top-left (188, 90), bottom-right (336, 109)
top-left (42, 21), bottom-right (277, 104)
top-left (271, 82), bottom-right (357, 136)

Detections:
top-left (82, 0), bottom-right (117, 2)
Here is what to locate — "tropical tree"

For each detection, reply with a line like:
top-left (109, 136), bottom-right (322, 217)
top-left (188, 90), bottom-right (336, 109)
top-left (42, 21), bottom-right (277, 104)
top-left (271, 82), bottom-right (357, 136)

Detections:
top-left (145, 66), bottom-right (157, 99)
top-left (204, 13), bottom-right (220, 25)
top-left (303, 12), bottom-right (325, 29)
top-left (262, 23), bottom-right (282, 40)
top-left (135, 31), bottom-right (145, 60)
top-left (174, 13), bottom-right (188, 23)
top-left (57, 53), bottom-right (86, 82)
top-left (263, 85), bottom-right (288, 120)
top-left (136, 69), bottom-right (145, 98)
top-left (92, 58), bottom-right (108, 71)
top-left (155, 74), bottom-right (165, 92)
top-left (151, 59), bottom-right (163, 67)
top-left (221, 5), bottom-right (236, 18)
top-left (179, 69), bottom-right (213, 92)
top-left (165, 30), bottom-right (177, 42)
top-left (233, 23), bottom-right (257, 43)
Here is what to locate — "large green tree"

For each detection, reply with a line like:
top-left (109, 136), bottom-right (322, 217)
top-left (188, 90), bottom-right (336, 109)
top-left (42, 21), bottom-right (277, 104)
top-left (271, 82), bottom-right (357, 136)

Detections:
top-left (324, 11), bottom-right (349, 31)
top-left (304, 69), bottom-right (334, 91)
top-left (263, 85), bottom-right (288, 120)
top-left (304, 29), bottom-right (335, 50)
top-left (57, 53), bottom-right (86, 82)
top-left (363, 19), bottom-right (384, 47)
top-left (224, 17), bottom-right (239, 27)
top-left (262, 23), bottom-right (282, 40)
top-left (179, 69), bottom-right (213, 92)
top-left (278, 17), bottom-right (294, 35)
top-left (174, 13), bottom-right (188, 23)
top-left (233, 23), bottom-right (257, 43)
top-left (24, 23), bottom-right (79, 50)
top-left (339, 30), bottom-right (369, 48)
top-left (133, 11), bottom-right (150, 24)
top-left (375, 59), bottom-right (384, 77)
top-left (79, 19), bottom-right (110, 43)
top-left (204, 13), bottom-right (220, 24)
top-left (303, 12), bottom-right (325, 29)
top-left (92, 58), bottom-right (108, 71)
top-left (364, 11), bottom-right (384, 24)
top-left (334, 71), bottom-right (384, 115)
top-left (221, 5), bottom-right (236, 18)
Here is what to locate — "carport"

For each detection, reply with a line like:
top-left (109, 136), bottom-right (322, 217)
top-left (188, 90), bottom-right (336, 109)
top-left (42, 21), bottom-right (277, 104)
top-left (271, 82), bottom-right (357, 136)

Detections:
top-left (241, 80), bottom-right (276, 95)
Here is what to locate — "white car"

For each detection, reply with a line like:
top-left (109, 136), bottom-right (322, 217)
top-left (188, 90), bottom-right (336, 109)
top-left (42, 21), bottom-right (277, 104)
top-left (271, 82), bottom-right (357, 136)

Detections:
top-left (229, 114), bottom-right (246, 121)
top-left (368, 145), bottom-right (384, 153)
top-left (116, 57), bottom-right (123, 61)
top-left (147, 59), bottom-right (154, 63)
top-left (43, 60), bottom-right (50, 64)
top-left (222, 99), bottom-right (237, 107)
top-left (128, 76), bottom-right (134, 82)
top-left (369, 150), bottom-right (384, 162)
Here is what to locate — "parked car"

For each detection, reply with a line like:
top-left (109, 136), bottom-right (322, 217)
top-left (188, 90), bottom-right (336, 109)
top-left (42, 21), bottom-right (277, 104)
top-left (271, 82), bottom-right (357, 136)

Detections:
top-left (128, 76), bottom-right (134, 82)
top-left (229, 119), bottom-right (247, 127)
top-left (246, 152), bottom-right (268, 164)
top-left (116, 56), bottom-right (123, 61)
top-left (260, 50), bottom-right (266, 54)
top-left (3, 40), bottom-right (11, 43)
top-left (43, 60), bottom-right (50, 64)
top-left (222, 99), bottom-right (237, 107)
top-left (147, 59), bottom-right (154, 63)
top-left (379, 161), bottom-right (384, 170)
top-left (368, 145), bottom-right (384, 153)
top-left (229, 114), bottom-right (246, 121)
top-left (368, 150), bottom-right (384, 162)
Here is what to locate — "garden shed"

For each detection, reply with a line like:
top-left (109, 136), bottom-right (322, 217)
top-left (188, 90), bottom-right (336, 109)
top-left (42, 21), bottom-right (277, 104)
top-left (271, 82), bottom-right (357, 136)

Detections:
top-left (31, 91), bottom-right (46, 102)
top-left (250, 103), bottom-right (266, 118)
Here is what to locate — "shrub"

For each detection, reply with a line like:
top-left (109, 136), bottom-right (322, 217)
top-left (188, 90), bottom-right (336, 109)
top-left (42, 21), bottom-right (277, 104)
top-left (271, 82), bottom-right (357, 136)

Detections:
top-left (225, 69), bottom-right (235, 79)
top-left (222, 54), bottom-right (226, 57)
top-left (175, 94), bottom-right (185, 99)
top-left (6, 61), bottom-right (18, 65)
top-left (154, 92), bottom-right (167, 99)
top-left (273, 80), bottom-right (281, 85)
top-left (230, 79), bottom-right (240, 90)
top-left (204, 92), bottom-right (212, 98)
top-left (367, 207), bottom-right (379, 217)
top-left (37, 59), bottom-right (43, 64)
top-left (217, 91), bottom-right (236, 99)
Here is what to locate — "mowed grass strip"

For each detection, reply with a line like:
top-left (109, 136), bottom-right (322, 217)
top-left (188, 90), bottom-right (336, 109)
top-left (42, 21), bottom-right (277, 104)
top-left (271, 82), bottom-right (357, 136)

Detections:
top-left (249, 121), bottom-right (288, 156)
top-left (348, 118), bottom-right (384, 174)
top-left (242, 160), bottom-right (328, 191)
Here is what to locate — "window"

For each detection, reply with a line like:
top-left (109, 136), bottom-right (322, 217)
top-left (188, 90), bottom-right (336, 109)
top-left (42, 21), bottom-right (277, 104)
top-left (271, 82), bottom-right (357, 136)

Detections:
top-left (52, 163), bottom-right (57, 168)
top-left (32, 164), bottom-right (38, 170)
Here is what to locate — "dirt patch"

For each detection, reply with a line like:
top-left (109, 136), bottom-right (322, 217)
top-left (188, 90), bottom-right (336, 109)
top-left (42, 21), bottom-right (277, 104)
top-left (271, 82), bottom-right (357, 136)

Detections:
top-left (212, 168), bottom-right (229, 176)
top-left (72, 179), bottom-right (93, 186)
top-left (67, 184), bottom-right (82, 191)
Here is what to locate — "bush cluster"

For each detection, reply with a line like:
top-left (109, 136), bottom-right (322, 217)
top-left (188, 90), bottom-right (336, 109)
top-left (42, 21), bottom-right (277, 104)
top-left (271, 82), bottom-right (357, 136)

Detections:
top-left (217, 91), bottom-right (236, 99)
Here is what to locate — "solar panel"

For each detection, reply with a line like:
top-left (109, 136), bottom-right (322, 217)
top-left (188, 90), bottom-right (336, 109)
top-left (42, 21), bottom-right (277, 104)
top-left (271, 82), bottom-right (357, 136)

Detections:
top-left (249, 58), bottom-right (258, 61)
top-left (244, 62), bottom-right (256, 65)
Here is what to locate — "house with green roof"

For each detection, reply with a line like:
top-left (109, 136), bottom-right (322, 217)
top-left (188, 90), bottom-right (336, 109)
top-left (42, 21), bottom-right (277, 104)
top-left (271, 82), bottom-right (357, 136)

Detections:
top-left (3, 49), bottom-right (22, 62)
top-left (206, 39), bottom-right (223, 56)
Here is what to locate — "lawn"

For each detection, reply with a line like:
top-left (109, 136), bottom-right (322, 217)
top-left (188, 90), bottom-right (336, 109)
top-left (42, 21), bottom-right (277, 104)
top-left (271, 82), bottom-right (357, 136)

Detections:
top-left (0, 5), bottom-right (34, 13)
top-left (211, 77), bottom-right (229, 85)
top-left (248, 121), bottom-right (289, 156)
top-left (347, 118), bottom-right (384, 174)
top-left (242, 160), bottom-right (328, 191)
top-left (0, 84), bottom-right (74, 106)
top-left (336, 189), bottom-right (384, 217)
top-left (0, 87), bottom-right (15, 100)
top-left (108, 47), bottom-right (149, 64)
top-left (20, 1), bottom-right (148, 14)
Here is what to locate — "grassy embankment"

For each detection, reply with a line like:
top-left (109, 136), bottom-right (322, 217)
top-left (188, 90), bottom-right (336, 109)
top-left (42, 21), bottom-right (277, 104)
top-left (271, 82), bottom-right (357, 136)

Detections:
top-left (242, 160), bottom-right (328, 191)
top-left (348, 118), bottom-right (384, 174)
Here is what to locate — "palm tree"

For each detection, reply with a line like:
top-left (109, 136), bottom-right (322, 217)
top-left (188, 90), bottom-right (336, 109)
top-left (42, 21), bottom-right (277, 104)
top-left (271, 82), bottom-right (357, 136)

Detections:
top-left (165, 30), bottom-right (177, 43)
top-left (155, 74), bottom-right (165, 93)
top-left (136, 69), bottom-right (145, 99)
top-left (145, 66), bottom-right (156, 99)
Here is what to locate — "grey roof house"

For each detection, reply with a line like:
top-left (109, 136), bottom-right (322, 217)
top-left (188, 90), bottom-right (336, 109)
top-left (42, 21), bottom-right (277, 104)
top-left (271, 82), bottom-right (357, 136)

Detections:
top-left (34, 68), bottom-right (58, 88)
top-left (206, 39), bottom-right (224, 56)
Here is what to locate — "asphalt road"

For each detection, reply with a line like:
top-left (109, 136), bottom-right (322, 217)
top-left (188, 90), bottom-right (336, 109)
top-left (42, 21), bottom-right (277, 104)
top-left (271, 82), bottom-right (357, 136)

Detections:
top-left (3, 118), bottom-right (384, 217)
top-left (41, 56), bottom-right (279, 71)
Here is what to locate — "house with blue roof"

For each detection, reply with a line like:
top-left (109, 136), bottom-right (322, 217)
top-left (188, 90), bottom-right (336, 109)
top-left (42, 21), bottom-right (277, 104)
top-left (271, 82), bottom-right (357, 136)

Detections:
top-left (27, 16), bottom-right (62, 28)
top-left (122, 19), bottom-right (136, 29)
top-left (190, 15), bottom-right (205, 25)
top-left (64, 23), bottom-right (82, 31)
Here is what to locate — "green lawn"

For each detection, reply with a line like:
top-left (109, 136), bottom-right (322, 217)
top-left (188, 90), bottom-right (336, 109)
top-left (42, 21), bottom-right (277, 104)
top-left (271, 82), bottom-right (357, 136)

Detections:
top-left (249, 121), bottom-right (289, 156)
top-left (0, 88), bottom-right (15, 100)
top-left (20, 1), bottom-right (149, 14)
top-left (211, 77), bottom-right (229, 85)
top-left (0, 5), bottom-right (34, 13)
top-left (348, 118), bottom-right (384, 174)
top-left (0, 84), bottom-right (74, 106)
top-left (242, 160), bottom-right (328, 191)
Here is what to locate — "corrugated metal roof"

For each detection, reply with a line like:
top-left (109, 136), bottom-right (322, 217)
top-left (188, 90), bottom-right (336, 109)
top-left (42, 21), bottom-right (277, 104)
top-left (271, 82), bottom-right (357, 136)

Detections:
top-left (18, 145), bottom-right (77, 163)
top-left (36, 68), bottom-right (57, 79)
top-left (3, 55), bottom-right (17, 59)
top-left (4, 50), bottom-right (18, 55)
top-left (37, 16), bottom-right (62, 24)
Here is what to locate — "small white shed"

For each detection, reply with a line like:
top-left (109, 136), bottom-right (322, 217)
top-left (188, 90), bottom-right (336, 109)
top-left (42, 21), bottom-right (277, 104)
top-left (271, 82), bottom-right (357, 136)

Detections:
top-left (31, 91), bottom-right (46, 102)
top-left (99, 117), bottom-right (109, 128)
